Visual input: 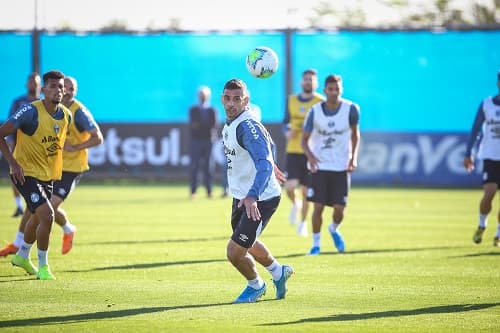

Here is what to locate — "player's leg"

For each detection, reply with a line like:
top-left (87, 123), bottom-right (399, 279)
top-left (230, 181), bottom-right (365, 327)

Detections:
top-left (0, 209), bottom-right (31, 256)
top-left (227, 240), bottom-right (266, 303)
top-left (250, 240), bottom-right (294, 300)
top-left (201, 142), bottom-right (213, 198)
top-left (307, 170), bottom-right (327, 255)
top-left (284, 178), bottom-right (300, 225)
top-left (284, 154), bottom-right (302, 225)
top-left (296, 183), bottom-right (309, 237)
top-left (329, 204), bottom-right (346, 253)
top-left (494, 204), bottom-right (500, 247)
top-left (327, 171), bottom-right (349, 253)
top-left (473, 183), bottom-right (496, 244)
top-left (6, 139), bottom-right (23, 217)
top-left (309, 203), bottom-right (324, 255)
top-left (296, 155), bottom-right (310, 236)
top-left (11, 213), bottom-right (38, 275)
top-left (52, 172), bottom-right (80, 254)
top-left (250, 196), bottom-right (293, 299)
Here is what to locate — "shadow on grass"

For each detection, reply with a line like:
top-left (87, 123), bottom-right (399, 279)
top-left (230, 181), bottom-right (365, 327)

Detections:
top-left (63, 246), bottom-right (466, 273)
top-left (0, 302), bottom-right (234, 328)
top-left (455, 252), bottom-right (500, 258)
top-left (85, 236), bottom-right (228, 246)
top-left (64, 258), bottom-right (226, 273)
top-left (276, 245), bottom-right (467, 259)
top-left (260, 303), bottom-right (500, 326)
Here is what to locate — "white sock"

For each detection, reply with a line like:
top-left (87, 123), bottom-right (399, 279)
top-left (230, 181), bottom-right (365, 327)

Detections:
top-left (479, 214), bottom-right (488, 228)
top-left (248, 276), bottom-right (265, 290)
top-left (13, 231), bottom-right (25, 247)
top-left (15, 195), bottom-right (23, 209)
top-left (329, 222), bottom-right (340, 233)
top-left (496, 223), bottom-right (500, 238)
top-left (38, 248), bottom-right (48, 267)
top-left (18, 240), bottom-right (33, 259)
top-left (62, 221), bottom-right (76, 234)
top-left (312, 232), bottom-right (321, 248)
top-left (265, 260), bottom-right (283, 281)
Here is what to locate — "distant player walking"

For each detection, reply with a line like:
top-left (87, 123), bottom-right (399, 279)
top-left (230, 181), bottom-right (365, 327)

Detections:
top-left (302, 74), bottom-right (360, 255)
top-left (464, 70), bottom-right (500, 247)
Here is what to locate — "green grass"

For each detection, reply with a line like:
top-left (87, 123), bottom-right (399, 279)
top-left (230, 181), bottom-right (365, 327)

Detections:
top-left (0, 181), bottom-right (499, 332)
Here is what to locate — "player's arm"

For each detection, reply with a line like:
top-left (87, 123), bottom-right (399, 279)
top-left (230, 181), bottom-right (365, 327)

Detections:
top-left (0, 120), bottom-right (18, 168)
top-left (236, 120), bottom-right (274, 221)
top-left (65, 108), bottom-right (103, 152)
top-left (348, 104), bottom-right (361, 172)
top-left (463, 102), bottom-right (485, 172)
top-left (301, 109), bottom-right (319, 172)
top-left (0, 105), bottom-right (37, 184)
top-left (282, 97), bottom-right (292, 138)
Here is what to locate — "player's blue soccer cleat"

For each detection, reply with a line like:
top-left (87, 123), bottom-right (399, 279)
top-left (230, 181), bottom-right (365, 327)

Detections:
top-left (308, 246), bottom-right (320, 255)
top-left (330, 230), bottom-right (345, 253)
top-left (273, 265), bottom-right (294, 299)
top-left (234, 283), bottom-right (266, 303)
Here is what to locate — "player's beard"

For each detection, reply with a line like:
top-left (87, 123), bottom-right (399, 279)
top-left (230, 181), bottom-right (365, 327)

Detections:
top-left (303, 86), bottom-right (313, 94)
top-left (51, 95), bottom-right (62, 105)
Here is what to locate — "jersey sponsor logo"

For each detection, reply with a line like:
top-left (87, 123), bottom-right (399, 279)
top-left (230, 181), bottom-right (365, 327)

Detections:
top-left (88, 128), bottom-right (185, 166)
top-left (41, 135), bottom-right (60, 143)
top-left (30, 192), bottom-right (40, 203)
top-left (238, 233), bottom-right (248, 243)
top-left (244, 119), bottom-right (260, 140)
top-left (47, 142), bottom-right (62, 153)
top-left (12, 104), bottom-right (32, 120)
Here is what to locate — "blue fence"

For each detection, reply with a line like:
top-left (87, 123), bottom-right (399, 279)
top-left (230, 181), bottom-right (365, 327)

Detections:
top-left (0, 30), bottom-right (498, 186)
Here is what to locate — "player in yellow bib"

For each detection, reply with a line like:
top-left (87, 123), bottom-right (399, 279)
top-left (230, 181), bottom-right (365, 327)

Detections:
top-left (52, 76), bottom-right (103, 254)
top-left (282, 69), bottom-right (324, 237)
top-left (0, 70), bottom-right (71, 280)
top-left (0, 76), bottom-right (104, 258)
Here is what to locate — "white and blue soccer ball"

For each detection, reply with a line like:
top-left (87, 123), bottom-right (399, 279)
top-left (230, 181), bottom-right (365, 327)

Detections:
top-left (246, 46), bottom-right (279, 79)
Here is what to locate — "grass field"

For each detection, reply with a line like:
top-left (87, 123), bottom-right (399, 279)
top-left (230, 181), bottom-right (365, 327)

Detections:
top-left (0, 181), bottom-right (499, 332)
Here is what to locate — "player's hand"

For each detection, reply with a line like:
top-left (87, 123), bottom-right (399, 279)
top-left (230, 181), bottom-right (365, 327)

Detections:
top-left (285, 129), bottom-right (296, 141)
top-left (238, 196), bottom-right (261, 222)
top-left (307, 154), bottom-right (320, 173)
top-left (63, 141), bottom-right (77, 152)
top-left (10, 160), bottom-right (25, 185)
top-left (273, 164), bottom-right (287, 185)
top-left (463, 156), bottom-right (474, 173)
top-left (347, 159), bottom-right (357, 173)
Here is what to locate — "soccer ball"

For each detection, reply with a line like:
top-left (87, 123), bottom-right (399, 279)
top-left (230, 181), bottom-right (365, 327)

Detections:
top-left (246, 46), bottom-right (279, 78)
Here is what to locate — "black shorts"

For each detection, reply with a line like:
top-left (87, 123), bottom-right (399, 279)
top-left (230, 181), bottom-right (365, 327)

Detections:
top-left (11, 175), bottom-right (53, 213)
top-left (53, 171), bottom-right (83, 200)
top-left (482, 159), bottom-right (500, 186)
top-left (285, 153), bottom-right (308, 186)
top-left (230, 196), bottom-right (280, 248)
top-left (306, 170), bottom-right (350, 207)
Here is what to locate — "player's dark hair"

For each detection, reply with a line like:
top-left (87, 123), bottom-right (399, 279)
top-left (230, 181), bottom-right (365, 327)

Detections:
top-left (42, 70), bottom-right (65, 85)
top-left (324, 74), bottom-right (342, 86)
top-left (497, 70), bottom-right (500, 81)
top-left (302, 69), bottom-right (317, 77)
top-left (223, 78), bottom-right (248, 95)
